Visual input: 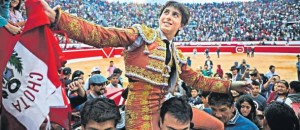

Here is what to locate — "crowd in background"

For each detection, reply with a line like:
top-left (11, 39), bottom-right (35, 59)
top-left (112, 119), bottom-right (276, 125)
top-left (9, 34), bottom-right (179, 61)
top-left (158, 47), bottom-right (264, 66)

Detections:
top-left (2, 0), bottom-right (300, 129)
top-left (46, 0), bottom-right (300, 42)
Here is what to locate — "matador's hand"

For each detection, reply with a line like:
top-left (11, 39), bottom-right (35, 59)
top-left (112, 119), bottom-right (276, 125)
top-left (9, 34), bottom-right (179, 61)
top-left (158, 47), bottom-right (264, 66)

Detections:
top-left (230, 81), bottom-right (252, 93)
top-left (40, 0), bottom-right (57, 23)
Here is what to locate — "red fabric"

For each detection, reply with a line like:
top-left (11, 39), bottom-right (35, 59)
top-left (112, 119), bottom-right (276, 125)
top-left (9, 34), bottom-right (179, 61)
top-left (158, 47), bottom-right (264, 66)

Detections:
top-left (266, 91), bottom-right (277, 105)
top-left (192, 108), bottom-right (224, 130)
top-left (216, 64), bottom-right (224, 78)
top-left (0, 0), bottom-right (69, 129)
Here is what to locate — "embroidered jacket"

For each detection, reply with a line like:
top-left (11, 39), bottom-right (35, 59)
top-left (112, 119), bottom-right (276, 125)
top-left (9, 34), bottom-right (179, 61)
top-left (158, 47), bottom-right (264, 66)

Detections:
top-left (55, 9), bottom-right (230, 93)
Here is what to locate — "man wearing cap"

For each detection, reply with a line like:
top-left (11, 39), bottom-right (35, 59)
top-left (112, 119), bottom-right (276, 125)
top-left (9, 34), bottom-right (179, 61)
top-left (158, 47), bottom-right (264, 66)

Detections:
top-left (230, 66), bottom-right (242, 81)
top-left (62, 67), bottom-right (72, 87)
top-left (84, 66), bottom-right (101, 90)
top-left (87, 74), bottom-right (107, 100)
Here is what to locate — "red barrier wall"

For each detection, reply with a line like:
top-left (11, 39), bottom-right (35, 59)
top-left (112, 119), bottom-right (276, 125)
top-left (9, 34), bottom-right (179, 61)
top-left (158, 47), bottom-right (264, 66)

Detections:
top-left (63, 45), bottom-right (300, 60)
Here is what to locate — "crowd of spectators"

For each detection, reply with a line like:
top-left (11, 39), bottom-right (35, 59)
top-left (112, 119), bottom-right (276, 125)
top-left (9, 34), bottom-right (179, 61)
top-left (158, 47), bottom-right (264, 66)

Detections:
top-left (47, 0), bottom-right (300, 42)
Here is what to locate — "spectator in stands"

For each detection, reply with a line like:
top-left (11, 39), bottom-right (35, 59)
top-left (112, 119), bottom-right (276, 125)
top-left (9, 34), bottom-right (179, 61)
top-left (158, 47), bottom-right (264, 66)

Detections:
top-left (236, 95), bottom-right (261, 129)
top-left (107, 73), bottom-right (122, 89)
top-left (160, 97), bottom-right (193, 130)
top-left (46, 0), bottom-right (300, 42)
top-left (87, 74), bottom-right (107, 100)
top-left (80, 98), bottom-right (121, 130)
top-left (107, 60), bottom-right (115, 77)
top-left (263, 102), bottom-right (299, 130)
top-left (9, 0), bottom-right (26, 27)
top-left (250, 80), bottom-right (266, 112)
top-left (84, 66), bottom-right (101, 90)
top-left (285, 81), bottom-right (300, 107)
top-left (265, 65), bottom-right (278, 79)
top-left (208, 93), bottom-right (259, 130)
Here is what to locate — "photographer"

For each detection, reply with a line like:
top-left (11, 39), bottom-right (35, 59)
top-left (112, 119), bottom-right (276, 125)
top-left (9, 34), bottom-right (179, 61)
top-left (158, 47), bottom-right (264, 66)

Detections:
top-left (242, 68), bottom-right (262, 85)
top-left (239, 59), bottom-right (250, 76)
top-left (262, 75), bottom-right (280, 98)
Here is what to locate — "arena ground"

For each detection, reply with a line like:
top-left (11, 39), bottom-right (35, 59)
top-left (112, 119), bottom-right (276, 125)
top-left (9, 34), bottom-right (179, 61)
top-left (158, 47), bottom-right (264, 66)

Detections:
top-left (66, 53), bottom-right (299, 87)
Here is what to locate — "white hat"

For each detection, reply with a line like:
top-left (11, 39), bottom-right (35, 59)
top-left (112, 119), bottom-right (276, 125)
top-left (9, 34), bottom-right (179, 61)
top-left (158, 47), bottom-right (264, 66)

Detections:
top-left (91, 66), bottom-right (101, 73)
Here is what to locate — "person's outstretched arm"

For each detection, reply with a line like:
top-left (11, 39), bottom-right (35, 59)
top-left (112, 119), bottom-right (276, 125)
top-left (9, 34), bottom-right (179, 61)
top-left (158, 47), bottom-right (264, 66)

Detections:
top-left (177, 50), bottom-right (250, 94)
top-left (52, 8), bottom-right (139, 48)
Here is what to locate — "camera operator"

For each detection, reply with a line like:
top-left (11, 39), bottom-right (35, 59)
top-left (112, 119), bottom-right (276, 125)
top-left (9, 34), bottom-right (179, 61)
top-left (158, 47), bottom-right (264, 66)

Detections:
top-left (262, 75), bottom-right (281, 98)
top-left (239, 59), bottom-right (250, 76)
top-left (242, 68), bottom-right (262, 85)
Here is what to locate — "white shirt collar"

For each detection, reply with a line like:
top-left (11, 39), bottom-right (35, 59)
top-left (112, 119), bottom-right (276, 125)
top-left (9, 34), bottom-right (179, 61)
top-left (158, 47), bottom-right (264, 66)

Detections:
top-left (157, 28), bottom-right (172, 43)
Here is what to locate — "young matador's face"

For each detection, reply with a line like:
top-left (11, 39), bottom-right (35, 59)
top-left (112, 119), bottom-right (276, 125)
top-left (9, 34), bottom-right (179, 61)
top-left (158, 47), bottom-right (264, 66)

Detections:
top-left (159, 6), bottom-right (183, 40)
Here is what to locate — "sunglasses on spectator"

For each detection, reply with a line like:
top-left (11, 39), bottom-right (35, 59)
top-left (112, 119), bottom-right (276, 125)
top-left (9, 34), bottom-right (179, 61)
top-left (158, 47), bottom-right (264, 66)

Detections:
top-left (92, 83), bottom-right (105, 86)
top-left (93, 71), bottom-right (101, 74)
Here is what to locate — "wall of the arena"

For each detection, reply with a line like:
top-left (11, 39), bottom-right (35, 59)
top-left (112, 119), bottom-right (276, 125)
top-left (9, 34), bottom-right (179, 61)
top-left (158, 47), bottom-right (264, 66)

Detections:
top-left (62, 43), bottom-right (300, 60)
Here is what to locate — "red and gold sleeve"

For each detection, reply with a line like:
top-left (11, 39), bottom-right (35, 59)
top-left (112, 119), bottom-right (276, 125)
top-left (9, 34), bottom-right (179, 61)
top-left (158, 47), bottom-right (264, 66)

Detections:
top-left (179, 64), bottom-right (230, 94)
top-left (54, 9), bottom-right (139, 48)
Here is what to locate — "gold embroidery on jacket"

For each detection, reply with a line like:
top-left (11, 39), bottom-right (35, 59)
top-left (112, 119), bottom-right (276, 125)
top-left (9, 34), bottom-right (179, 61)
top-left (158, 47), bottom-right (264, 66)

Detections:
top-left (125, 65), bottom-right (168, 86)
top-left (211, 81), bottom-right (227, 93)
top-left (61, 19), bottom-right (81, 38)
top-left (133, 24), bottom-right (157, 43)
top-left (102, 36), bottom-right (119, 47)
top-left (142, 123), bottom-right (151, 130)
top-left (86, 29), bottom-right (101, 44)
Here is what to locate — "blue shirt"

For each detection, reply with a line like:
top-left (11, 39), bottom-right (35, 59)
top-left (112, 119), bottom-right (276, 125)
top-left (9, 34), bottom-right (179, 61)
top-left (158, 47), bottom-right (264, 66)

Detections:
top-left (0, 0), bottom-right (10, 27)
top-left (225, 110), bottom-right (259, 130)
top-left (297, 61), bottom-right (300, 71)
top-left (187, 59), bottom-right (191, 66)
top-left (265, 71), bottom-right (277, 79)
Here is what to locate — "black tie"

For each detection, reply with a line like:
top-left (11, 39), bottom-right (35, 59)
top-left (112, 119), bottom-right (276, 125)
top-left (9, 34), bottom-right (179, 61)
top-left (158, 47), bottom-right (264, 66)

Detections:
top-left (163, 40), bottom-right (171, 65)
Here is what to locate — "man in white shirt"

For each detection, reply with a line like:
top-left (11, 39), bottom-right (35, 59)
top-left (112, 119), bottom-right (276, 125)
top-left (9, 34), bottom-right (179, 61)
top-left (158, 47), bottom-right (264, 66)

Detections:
top-left (265, 65), bottom-right (277, 79)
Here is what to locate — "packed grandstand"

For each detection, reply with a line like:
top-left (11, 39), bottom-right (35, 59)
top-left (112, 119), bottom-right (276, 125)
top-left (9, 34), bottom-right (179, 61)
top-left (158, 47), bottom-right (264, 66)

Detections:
top-left (47, 0), bottom-right (299, 42)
